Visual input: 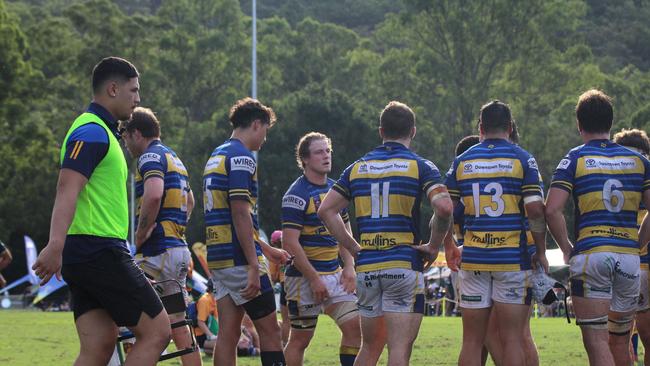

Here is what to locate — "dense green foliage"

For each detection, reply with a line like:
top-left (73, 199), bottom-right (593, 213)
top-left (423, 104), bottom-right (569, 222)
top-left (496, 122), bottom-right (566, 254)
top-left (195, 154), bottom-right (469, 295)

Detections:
top-left (2, 0), bottom-right (650, 248)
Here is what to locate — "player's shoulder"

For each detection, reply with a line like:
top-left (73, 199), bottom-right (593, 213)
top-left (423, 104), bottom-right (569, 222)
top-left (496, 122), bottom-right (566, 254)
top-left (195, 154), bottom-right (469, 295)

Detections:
top-left (69, 122), bottom-right (108, 143)
top-left (138, 145), bottom-right (165, 170)
top-left (282, 176), bottom-right (309, 211)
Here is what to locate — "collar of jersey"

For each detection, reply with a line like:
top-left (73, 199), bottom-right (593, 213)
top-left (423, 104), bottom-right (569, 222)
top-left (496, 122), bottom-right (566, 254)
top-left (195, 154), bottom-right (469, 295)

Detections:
top-left (87, 102), bottom-right (119, 136)
top-left (147, 139), bottom-right (162, 149)
top-left (380, 141), bottom-right (408, 150)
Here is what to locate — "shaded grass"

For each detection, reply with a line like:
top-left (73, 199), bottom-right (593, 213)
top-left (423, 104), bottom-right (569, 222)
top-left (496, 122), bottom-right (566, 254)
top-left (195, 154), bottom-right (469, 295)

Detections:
top-left (0, 310), bottom-right (629, 365)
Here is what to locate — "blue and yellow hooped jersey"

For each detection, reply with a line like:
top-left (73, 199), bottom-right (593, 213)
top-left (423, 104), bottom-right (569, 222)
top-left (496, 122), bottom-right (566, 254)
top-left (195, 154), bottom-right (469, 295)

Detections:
top-left (135, 140), bottom-right (190, 257)
top-left (445, 138), bottom-right (543, 271)
top-left (203, 138), bottom-right (265, 270)
top-left (332, 142), bottom-right (445, 273)
top-left (551, 139), bottom-right (650, 256)
top-left (282, 176), bottom-right (350, 277)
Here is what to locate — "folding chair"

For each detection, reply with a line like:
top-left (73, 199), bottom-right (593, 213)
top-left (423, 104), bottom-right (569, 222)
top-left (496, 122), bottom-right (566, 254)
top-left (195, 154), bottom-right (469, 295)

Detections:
top-left (115, 279), bottom-right (198, 364)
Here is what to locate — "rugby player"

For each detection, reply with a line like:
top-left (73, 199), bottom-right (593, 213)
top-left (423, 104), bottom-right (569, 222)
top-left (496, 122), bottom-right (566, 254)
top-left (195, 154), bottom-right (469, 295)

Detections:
top-left (612, 128), bottom-right (650, 366)
top-left (318, 101), bottom-right (453, 366)
top-left (121, 107), bottom-right (201, 366)
top-left (33, 57), bottom-right (170, 366)
top-left (281, 132), bottom-right (361, 366)
top-left (447, 101), bottom-right (547, 366)
top-left (203, 97), bottom-right (290, 366)
top-left (546, 90), bottom-right (650, 366)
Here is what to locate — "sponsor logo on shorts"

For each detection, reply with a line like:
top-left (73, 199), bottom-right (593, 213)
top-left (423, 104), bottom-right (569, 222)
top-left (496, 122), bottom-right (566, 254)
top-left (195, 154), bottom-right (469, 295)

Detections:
top-left (589, 286), bottom-right (611, 293)
top-left (615, 261), bottom-right (639, 280)
top-left (505, 288), bottom-right (520, 299)
top-left (461, 294), bottom-right (482, 302)
top-left (282, 194), bottom-right (307, 210)
top-left (363, 273), bottom-right (406, 281)
top-left (392, 299), bottom-right (408, 307)
top-left (357, 304), bottom-right (373, 311)
top-left (230, 156), bottom-right (256, 174)
top-left (138, 152), bottom-right (162, 169)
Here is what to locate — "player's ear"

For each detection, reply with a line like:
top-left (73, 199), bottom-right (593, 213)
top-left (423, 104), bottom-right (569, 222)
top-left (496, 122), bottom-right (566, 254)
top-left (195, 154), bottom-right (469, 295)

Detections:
top-left (378, 126), bottom-right (385, 139)
top-left (411, 126), bottom-right (417, 140)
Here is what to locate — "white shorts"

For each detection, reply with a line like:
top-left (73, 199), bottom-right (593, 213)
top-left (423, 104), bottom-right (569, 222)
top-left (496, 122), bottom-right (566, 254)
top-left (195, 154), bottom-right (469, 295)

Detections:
top-left (284, 271), bottom-right (356, 318)
top-left (639, 270), bottom-right (649, 312)
top-left (211, 266), bottom-right (273, 306)
top-left (356, 268), bottom-right (425, 317)
top-left (458, 269), bottom-right (532, 309)
top-left (569, 252), bottom-right (639, 313)
top-left (136, 246), bottom-right (190, 303)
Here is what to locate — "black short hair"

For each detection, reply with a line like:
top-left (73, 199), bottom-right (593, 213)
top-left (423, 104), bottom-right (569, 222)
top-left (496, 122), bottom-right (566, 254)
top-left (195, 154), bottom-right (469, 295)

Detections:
top-left (380, 101), bottom-right (415, 139)
top-left (229, 97), bottom-right (276, 129)
top-left (576, 89), bottom-right (613, 134)
top-left (295, 132), bottom-right (331, 169)
top-left (455, 135), bottom-right (480, 157)
top-left (122, 107), bottom-right (160, 138)
top-left (613, 128), bottom-right (650, 156)
top-left (91, 57), bottom-right (139, 94)
top-left (479, 100), bottom-right (512, 134)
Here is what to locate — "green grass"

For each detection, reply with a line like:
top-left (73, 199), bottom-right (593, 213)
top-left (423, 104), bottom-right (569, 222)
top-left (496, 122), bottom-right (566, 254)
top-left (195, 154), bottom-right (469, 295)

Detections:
top-left (0, 310), bottom-right (632, 365)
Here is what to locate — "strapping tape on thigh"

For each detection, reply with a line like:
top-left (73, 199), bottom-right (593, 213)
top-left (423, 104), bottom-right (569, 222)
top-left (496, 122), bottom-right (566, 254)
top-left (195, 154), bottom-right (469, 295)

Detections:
top-left (290, 316), bottom-right (318, 330)
top-left (608, 315), bottom-right (634, 336)
top-left (330, 301), bottom-right (359, 326)
top-left (575, 315), bottom-right (608, 330)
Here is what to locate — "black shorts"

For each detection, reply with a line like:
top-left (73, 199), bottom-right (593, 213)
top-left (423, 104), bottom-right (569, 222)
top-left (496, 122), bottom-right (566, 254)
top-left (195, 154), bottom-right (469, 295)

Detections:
top-left (61, 246), bottom-right (164, 327)
top-left (196, 334), bottom-right (207, 348)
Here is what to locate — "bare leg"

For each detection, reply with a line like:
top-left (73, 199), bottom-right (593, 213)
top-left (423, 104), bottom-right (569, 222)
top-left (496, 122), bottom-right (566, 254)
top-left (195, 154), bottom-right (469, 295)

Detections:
top-left (493, 302), bottom-right (530, 366)
top-left (213, 296), bottom-right (245, 366)
top-left (73, 309), bottom-right (119, 366)
top-left (573, 296), bottom-right (614, 366)
top-left (459, 307), bottom-right (491, 366)
top-left (355, 316), bottom-right (387, 366)
top-left (125, 309), bottom-right (172, 366)
top-left (384, 312), bottom-right (423, 366)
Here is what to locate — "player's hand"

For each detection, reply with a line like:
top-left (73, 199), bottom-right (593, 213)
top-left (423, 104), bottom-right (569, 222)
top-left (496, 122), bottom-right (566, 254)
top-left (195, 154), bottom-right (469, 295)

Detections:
top-left (309, 277), bottom-right (330, 303)
top-left (241, 267), bottom-right (261, 300)
top-left (0, 274), bottom-right (6, 288)
top-left (264, 245), bottom-right (293, 265)
top-left (135, 223), bottom-right (157, 247)
top-left (32, 242), bottom-right (63, 286)
top-left (341, 266), bottom-right (356, 294)
top-left (415, 243), bottom-right (439, 271)
top-left (532, 252), bottom-right (550, 273)
top-left (445, 245), bottom-right (462, 272)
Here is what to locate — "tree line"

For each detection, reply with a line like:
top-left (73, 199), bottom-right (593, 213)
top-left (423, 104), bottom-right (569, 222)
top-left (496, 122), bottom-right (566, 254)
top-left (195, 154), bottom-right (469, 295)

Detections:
top-left (1, 0), bottom-right (650, 251)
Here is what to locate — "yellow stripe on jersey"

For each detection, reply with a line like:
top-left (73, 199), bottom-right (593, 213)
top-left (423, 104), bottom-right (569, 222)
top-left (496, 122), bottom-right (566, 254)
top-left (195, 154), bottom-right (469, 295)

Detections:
top-left (143, 170), bottom-right (164, 180)
top-left (305, 194), bottom-right (326, 215)
top-left (461, 263), bottom-right (522, 271)
top-left (461, 194), bottom-right (522, 216)
top-left (359, 232), bottom-right (415, 249)
top-left (209, 259), bottom-right (234, 270)
top-left (577, 191), bottom-right (641, 214)
top-left (70, 141), bottom-right (84, 159)
top-left (357, 260), bottom-right (414, 273)
top-left (350, 158), bottom-right (419, 180)
top-left (577, 226), bottom-right (639, 243)
top-left (581, 245), bottom-right (639, 255)
top-left (165, 153), bottom-right (189, 175)
top-left (204, 155), bottom-right (227, 175)
top-left (456, 158), bottom-right (524, 180)
top-left (206, 224), bottom-right (233, 245)
top-left (301, 225), bottom-right (330, 236)
top-left (303, 246), bottom-right (339, 262)
top-left (162, 188), bottom-right (184, 208)
top-left (463, 230), bottom-right (522, 249)
top-left (354, 194), bottom-right (416, 218)
top-left (204, 189), bottom-right (229, 210)
top-left (160, 220), bottom-right (186, 239)
top-left (575, 155), bottom-right (645, 178)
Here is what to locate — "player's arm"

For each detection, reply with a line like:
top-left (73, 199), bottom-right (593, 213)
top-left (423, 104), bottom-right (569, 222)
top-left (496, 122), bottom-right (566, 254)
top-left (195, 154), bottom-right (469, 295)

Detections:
top-left (33, 169), bottom-right (87, 285)
top-left (186, 188), bottom-right (195, 221)
top-left (338, 220), bottom-right (356, 293)
top-left (545, 188), bottom-right (572, 263)
top-left (639, 190), bottom-right (650, 249)
top-left (525, 197), bottom-right (548, 272)
top-left (197, 301), bottom-right (216, 338)
top-left (0, 247), bottom-right (12, 271)
top-left (135, 177), bottom-right (163, 249)
top-left (282, 228), bottom-right (320, 281)
top-left (318, 190), bottom-right (360, 257)
top-left (339, 220), bottom-right (355, 268)
top-left (231, 199), bottom-right (259, 267)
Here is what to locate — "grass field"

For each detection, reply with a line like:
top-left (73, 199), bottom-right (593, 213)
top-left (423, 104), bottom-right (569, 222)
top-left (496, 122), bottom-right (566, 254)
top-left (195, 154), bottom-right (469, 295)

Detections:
top-left (0, 310), bottom-right (632, 365)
